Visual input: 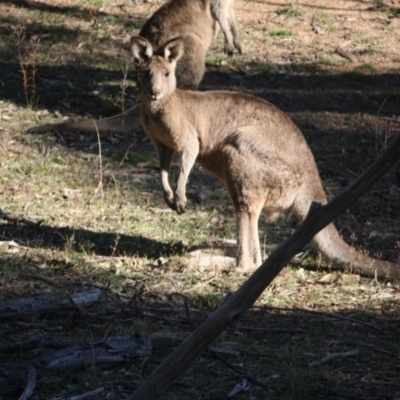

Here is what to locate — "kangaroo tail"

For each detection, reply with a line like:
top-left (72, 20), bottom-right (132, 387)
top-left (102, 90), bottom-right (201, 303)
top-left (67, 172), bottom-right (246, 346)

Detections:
top-left (311, 223), bottom-right (400, 280)
top-left (292, 178), bottom-right (400, 280)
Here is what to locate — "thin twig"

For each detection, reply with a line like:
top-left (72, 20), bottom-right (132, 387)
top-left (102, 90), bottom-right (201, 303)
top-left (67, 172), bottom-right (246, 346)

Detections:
top-left (182, 295), bottom-right (194, 329)
top-left (118, 140), bottom-right (137, 168)
top-left (70, 280), bottom-right (131, 299)
top-left (120, 64), bottom-right (132, 145)
top-left (308, 349), bottom-right (359, 368)
top-left (375, 97), bottom-right (388, 156)
top-left (95, 293), bottom-right (139, 339)
top-left (182, 274), bottom-right (219, 293)
top-left (209, 349), bottom-right (272, 389)
top-left (313, 388), bottom-right (373, 400)
top-left (90, 118), bottom-right (104, 203)
top-left (18, 273), bottom-right (62, 288)
top-left (264, 306), bottom-right (384, 333)
top-left (237, 325), bottom-right (305, 334)
top-left (343, 342), bottom-right (399, 357)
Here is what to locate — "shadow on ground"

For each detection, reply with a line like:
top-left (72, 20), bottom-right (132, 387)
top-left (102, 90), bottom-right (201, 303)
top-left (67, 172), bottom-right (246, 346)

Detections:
top-left (0, 266), bottom-right (399, 399)
top-left (0, 218), bottom-right (184, 259)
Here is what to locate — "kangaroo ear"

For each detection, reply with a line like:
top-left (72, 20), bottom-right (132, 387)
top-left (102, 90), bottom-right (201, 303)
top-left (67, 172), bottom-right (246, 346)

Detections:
top-left (131, 36), bottom-right (153, 63)
top-left (163, 38), bottom-right (184, 63)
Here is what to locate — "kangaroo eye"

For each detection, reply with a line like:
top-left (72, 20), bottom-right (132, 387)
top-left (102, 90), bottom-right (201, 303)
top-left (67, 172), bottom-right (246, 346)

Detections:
top-left (164, 72), bottom-right (170, 78)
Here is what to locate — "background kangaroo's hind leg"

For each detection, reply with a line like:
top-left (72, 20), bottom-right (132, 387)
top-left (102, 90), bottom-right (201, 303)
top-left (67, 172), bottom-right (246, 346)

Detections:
top-left (211, 0), bottom-right (241, 56)
top-left (228, 3), bottom-right (242, 54)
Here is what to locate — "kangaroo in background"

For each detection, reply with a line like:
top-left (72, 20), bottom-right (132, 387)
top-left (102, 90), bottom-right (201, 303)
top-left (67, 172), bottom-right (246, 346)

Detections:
top-left (130, 35), bottom-right (400, 280)
top-left (27, 0), bottom-right (241, 136)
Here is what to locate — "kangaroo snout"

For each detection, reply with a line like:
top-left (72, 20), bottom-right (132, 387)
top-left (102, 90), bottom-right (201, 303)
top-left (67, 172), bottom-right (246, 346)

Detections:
top-left (151, 88), bottom-right (161, 100)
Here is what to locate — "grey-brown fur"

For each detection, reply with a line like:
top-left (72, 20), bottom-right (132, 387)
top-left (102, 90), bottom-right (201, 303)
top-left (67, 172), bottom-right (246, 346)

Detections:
top-left (27, 0), bottom-right (241, 135)
top-left (131, 35), bottom-right (400, 280)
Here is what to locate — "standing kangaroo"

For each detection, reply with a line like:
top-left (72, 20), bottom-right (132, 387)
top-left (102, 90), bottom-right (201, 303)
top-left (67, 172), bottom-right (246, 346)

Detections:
top-left (27, 0), bottom-right (241, 135)
top-left (131, 35), bottom-right (400, 280)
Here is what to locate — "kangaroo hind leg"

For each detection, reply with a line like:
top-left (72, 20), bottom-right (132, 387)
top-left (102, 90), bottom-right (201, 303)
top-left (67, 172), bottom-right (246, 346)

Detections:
top-left (210, 1), bottom-right (237, 56)
top-left (230, 195), bottom-right (264, 273)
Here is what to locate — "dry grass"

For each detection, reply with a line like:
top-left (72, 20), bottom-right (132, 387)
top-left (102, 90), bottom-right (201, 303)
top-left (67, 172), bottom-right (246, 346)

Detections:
top-left (0, 0), bottom-right (399, 399)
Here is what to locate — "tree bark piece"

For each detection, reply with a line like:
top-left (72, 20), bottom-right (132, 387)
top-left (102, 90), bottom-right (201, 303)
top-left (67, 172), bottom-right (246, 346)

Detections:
top-left (0, 289), bottom-right (102, 318)
top-left (126, 134), bottom-right (400, 400)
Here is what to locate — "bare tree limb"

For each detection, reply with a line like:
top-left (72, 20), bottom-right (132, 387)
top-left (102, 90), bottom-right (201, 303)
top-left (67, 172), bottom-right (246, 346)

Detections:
top-left (126, 133), bottom-right (400, 400)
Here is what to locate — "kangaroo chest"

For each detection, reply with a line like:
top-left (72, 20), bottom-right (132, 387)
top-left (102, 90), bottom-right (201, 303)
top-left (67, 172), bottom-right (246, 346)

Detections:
top-left (141, 110), bottom-right (186, 151)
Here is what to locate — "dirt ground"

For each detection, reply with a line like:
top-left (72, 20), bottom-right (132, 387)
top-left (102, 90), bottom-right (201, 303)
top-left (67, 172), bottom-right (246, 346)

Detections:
top-left (0, 0), bottom-right (400, 399)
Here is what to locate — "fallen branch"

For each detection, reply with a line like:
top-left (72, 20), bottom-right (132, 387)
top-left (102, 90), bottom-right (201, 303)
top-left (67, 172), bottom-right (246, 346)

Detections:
top-left (0, 289), bottom-right (102, 318)
top-left (308, 349), bottom-right (359, 368)
top-left (1, 333), bottom-right (242, 379)
top-left (126, 134), bottom-right (400, 400)
top-left (3, 336), bottom-right (152, 371)
top-left (237, 325), bottom-right (304, 335)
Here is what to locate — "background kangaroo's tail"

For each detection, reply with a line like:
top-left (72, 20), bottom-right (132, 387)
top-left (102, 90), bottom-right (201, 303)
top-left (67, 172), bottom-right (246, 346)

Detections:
top-left (27, 104), bottom-right (141, 135)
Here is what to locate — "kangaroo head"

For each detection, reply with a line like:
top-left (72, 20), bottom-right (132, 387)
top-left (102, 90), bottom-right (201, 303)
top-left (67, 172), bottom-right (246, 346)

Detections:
top-left (131, 36), bottom-right (184, 101)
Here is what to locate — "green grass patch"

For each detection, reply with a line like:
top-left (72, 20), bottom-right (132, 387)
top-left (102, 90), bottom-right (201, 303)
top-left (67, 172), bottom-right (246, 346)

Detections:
top-left (353, 63), bottom-right (376, 73)
top-left (387, 7), bottom-right (400, 18)
top-left (320, 55), bottom-right (340, 66)
top-left (276, 5), bottom-right (303, 18)
top-left (269, 29), bottom-right (294, 37)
